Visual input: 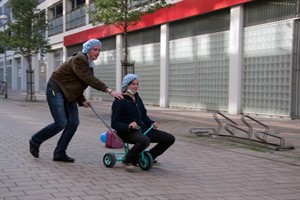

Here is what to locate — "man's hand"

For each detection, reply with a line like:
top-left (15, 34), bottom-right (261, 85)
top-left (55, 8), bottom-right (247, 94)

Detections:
top-left (109, 91), bottom-right (124, 100)
top-left (82, 101), bottom-right (90, 108)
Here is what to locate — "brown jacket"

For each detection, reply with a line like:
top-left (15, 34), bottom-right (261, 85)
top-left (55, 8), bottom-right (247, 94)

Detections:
top-left (50, 52), bottom-right (108, 105)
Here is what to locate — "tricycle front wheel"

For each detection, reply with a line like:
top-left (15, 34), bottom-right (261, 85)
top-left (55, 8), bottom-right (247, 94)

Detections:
top-left (139, 151), bottom-right (153, 171)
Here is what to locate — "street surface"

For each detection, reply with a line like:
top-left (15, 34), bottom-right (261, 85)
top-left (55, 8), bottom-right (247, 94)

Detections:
top-left (0, 92), bottom-right (299, 200)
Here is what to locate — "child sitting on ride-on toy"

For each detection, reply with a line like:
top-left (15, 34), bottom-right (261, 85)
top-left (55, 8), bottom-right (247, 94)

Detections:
top-left (111, 74), bottom-right (175, 171)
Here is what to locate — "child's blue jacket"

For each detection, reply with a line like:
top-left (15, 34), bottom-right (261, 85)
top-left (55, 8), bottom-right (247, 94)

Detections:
top-left (111, 93), bottom-right (154, 135)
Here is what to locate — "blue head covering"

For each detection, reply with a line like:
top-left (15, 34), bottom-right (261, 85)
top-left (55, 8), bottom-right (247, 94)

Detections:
top-left (82, 39), bottom-right (102, 53)
top-left (121, 74), bottom-right (139, 93)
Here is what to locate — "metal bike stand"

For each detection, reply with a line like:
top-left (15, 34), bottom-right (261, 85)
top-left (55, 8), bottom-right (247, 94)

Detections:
top-left (190, 111), bottom-right (295, 151)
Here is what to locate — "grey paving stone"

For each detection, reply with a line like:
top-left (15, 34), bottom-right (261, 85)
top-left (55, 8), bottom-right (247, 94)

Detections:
top-left (0, 92), bottom-right (299, 200)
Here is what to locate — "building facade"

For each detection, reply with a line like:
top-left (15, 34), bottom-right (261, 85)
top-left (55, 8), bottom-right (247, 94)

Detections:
top-left (0, 0), bottom-right (300, 119)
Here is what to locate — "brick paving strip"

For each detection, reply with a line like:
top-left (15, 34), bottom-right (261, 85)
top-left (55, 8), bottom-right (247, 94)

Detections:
top-left (0, 92), bottom-right (299, 200)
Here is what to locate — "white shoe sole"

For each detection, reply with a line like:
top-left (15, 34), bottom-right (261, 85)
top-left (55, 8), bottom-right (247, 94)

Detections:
top-left (122, 162), bottom-right (136, 171)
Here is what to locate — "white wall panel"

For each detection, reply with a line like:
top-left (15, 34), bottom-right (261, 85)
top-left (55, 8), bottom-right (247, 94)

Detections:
top-left (243, 21), bottom-right (293, 116)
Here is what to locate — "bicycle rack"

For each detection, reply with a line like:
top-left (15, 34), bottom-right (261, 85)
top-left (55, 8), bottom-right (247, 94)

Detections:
top-left (189, 111), bottom-right (295, 151)
top-left (189, 111), bottom-right (237, 136)
top-left (240, 115), bottom-right (294, 150)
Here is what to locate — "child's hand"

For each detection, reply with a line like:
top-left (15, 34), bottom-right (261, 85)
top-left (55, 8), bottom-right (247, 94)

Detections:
top-left (129, 121), bottom-right (138, 130)
top-left (152, 122), bottom-right (158, 130)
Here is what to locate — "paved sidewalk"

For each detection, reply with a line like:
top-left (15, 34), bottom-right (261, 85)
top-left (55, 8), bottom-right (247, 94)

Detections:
top-left (0, 91), bottom-right (299, 200)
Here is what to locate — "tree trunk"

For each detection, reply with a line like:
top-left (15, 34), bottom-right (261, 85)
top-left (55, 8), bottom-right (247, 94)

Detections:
top-left (25, 55), bottom-right (36, 101)
top-left (123, 1), bottom-right (129, 76)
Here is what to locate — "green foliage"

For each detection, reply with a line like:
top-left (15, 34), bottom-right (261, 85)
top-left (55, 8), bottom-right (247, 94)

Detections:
top-left (90, 0), bottom-right (172, 67)
top-left (91, 0), bottom-right (169, 31)
top-left (0, 31), bottom-right (6, 53)
top-left (7, 0), bottom-right (51, 65)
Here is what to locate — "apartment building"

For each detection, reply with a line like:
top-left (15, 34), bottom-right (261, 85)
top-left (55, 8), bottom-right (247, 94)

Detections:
top-left (1, 0), bottom-right (300, 119)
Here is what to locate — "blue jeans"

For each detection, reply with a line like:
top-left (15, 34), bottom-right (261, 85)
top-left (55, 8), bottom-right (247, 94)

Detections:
top-left (31, 83), bottom-right (80, 157)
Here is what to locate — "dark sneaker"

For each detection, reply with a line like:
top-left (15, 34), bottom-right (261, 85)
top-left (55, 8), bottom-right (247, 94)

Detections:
top-left (53, 154), bottom-right (75, 163)
top-left (122, 161), bottom-right (135, 171)
top-left (153, 160), bottom-right (161, 166)
top-left (29, 140), bottom-right (39, 158)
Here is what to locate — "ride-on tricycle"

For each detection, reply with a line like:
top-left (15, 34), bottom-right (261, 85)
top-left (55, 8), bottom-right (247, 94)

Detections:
top-left (90, 104), bottom-right (154, 171)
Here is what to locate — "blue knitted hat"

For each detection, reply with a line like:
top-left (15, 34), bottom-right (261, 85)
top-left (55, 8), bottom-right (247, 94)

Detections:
top-left (121, 74), bottom-right (139, 93)
top-left (82, 39), bottom-right (102, 53)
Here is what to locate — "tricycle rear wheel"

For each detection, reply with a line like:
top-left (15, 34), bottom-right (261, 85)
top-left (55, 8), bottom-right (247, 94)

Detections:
top-left (103, 153), bottom-right (116, 168)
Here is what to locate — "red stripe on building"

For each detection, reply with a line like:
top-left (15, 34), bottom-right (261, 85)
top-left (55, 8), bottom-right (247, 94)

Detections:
top-left (64, 0), bottom-right (252, 46)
